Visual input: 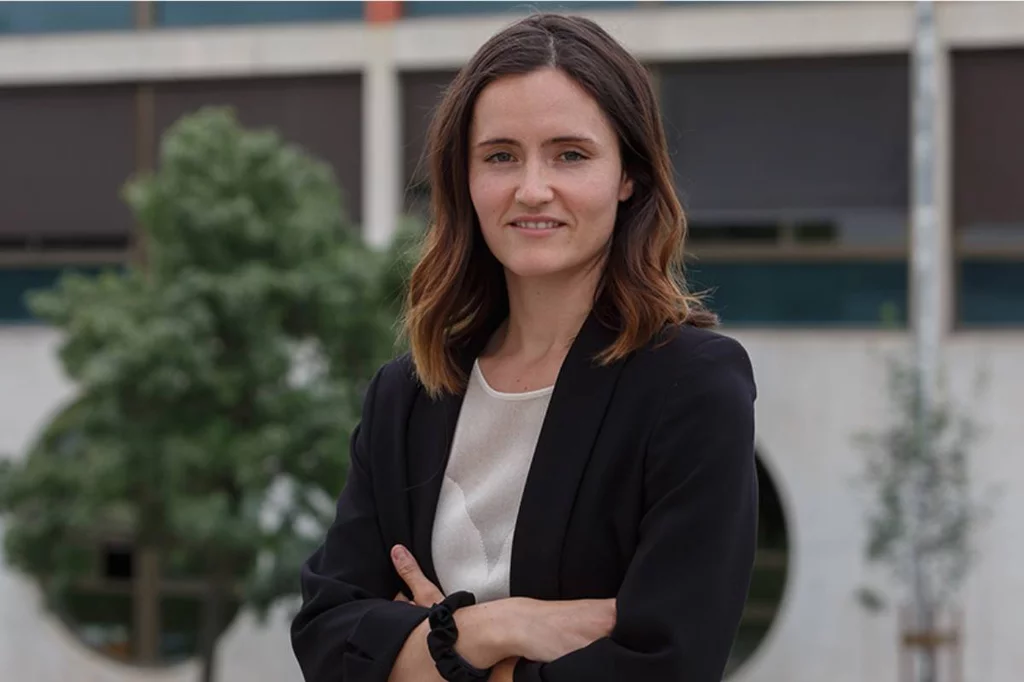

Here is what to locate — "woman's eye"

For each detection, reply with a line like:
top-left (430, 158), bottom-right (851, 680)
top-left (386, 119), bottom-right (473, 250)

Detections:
top-left (486, 151), bottom-right (515, 163)
top-left (560, 150), bottom-right (587, 162)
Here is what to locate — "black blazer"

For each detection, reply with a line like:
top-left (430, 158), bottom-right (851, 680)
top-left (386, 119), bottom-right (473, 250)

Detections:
top-left (292, 312), bottom-right (758, 682)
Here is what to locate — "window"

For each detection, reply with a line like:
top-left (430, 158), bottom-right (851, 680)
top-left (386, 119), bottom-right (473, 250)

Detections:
top-left (0, 1), bottom-right (133, 34)
top-left (0, 83), bottom-right (134, 326)
top-left (401, 71), bottom-right (459, 217)
top-left (683, 210), bottom-right (908, 327)
top-left (953, 49), bottom-right (1024, 327)
top-left (958, 258), bottom-right (1024, 326)
top-left (688, 260), bottom-right (907, 328)
top-left (661, 55), bottom-right (911, 327)
top-left (153, 76), bottom-right (364, 223)
top-left (0, 84), bottom-right (136, 246)
top-left (0, 264), bottom-right (123, 324)
top-left (402, 1), bottom-right (636, 19)
top-left (56, 540), bottom-right (243, 664)
top-left (725, 455), bottom-right (790, 676)
top-left (154, 1), bottom-right (362, 28)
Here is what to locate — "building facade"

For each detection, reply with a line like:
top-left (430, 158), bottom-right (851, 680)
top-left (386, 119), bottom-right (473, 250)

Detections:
top-left (1, 2), bottom-right (1022, 681)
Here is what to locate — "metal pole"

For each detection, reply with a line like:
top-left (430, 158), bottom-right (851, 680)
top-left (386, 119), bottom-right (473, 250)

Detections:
top-left (910, 2), bottom-right (940, 681)
top-left (913, 0), bottom-right (939, 399)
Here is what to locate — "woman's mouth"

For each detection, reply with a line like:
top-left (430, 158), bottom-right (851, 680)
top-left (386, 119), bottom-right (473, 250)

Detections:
top-left (509, 220), bottom-right (566, 231)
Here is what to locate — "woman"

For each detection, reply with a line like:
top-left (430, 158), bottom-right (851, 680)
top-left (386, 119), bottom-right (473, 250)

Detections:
top-left (292, 13), bottom-right (757, 682)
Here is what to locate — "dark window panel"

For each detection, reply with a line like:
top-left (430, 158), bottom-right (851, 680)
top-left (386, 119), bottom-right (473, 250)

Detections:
top-left (403, 1), bottom-right (636, 18)
top-left (59, 590), bottom-right (134, 660)
top-left (0, 235), bottom-right (130, 251)
top-left (953, 49), bottom-right (1024, 228)
top-left (725, 454), bottom-right (789, 676)
top-left (103, 544), bottom-right (134, 581)
top-left (959, 222), bottom-right (1024, 250)
top-left (661, 55), bottom-right (910, 215)
top-left (689, 223), bottom-right (782, 246)
top-left (958, 260), bottom-right (1024, 326)
top-left (0, 85), bottom-right (136, 241)
top-left (153, 76), bottom-right (363, 223)
top-left (688, 209), bottom-right (907, 249)
top-left (56, 588), bottom-right (240, 665)
top-left (0, 1), bottom-right (134, 35)
top-left (686, 261), bottom-right (908, 327)
top-left (0, 265), bottom-right (116, 323)
top-left (154, 1), bottom-right (362, 28)
top-left (401, 71), bottom-right (457, 214)
top-left (158, 595), bottom-right (240, 663)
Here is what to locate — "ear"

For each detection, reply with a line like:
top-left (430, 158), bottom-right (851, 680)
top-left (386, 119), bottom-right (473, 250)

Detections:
top-left (618, 172), bottom-right (635, 202)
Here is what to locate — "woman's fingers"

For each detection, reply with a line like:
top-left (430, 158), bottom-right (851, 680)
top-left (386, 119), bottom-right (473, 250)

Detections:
top-left (391, 544), bottom-right (444, 606)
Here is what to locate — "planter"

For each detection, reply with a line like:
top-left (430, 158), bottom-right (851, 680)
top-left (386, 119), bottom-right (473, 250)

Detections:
top-left (898, 605), bottom-right (964, 682)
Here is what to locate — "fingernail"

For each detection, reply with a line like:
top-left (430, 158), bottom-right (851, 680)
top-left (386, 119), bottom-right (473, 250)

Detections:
top-left (391, 545), bottom-right (408, 563)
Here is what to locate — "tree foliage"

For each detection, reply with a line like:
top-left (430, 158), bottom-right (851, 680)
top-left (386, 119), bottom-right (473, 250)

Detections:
top-left (855, 357), bottom-right (992, 613)
top-left (0, 107), bottom-right (413, 677)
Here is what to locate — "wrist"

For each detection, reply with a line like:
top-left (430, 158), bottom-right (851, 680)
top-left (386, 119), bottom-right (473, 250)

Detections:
top-left (452, 598), bottom-right (523, 669)
top-left (497, 597), bottom-right (531, 657)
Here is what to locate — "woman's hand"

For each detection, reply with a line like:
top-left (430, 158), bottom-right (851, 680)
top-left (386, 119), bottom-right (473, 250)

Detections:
top-left (391, 544), bottom-right (444, 606)
top-left (504, 597), bottom-right (617, 663)
top-left (390, 545), bottom-right (616, 666)
top-left (390, 545), bottom-right (508, 670)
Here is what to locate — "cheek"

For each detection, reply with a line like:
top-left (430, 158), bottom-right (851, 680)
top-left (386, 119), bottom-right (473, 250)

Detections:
top-left (572, 180), bottom-right (623, 233)
top-left (469, 174), bottom-right (508, 227)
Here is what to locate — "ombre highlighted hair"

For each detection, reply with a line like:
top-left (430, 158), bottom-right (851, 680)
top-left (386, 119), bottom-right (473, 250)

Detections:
top-left (403, 13), bottom-right (716, 397)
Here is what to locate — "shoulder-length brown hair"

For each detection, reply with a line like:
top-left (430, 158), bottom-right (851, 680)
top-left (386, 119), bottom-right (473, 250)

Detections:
top-left (403, 12), bottom-right (716, 397)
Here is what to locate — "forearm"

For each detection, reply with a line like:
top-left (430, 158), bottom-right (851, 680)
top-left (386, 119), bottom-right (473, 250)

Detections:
top-left (389, 601), bottom-right (519, 682)
top-left (389, 620), bottom-right (444, 682)
top-left (490, 659), bottom-right (518, 681)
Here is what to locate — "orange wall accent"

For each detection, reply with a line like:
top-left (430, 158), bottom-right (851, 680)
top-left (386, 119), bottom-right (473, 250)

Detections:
top-left (365, 1), bottom-right (403, 23)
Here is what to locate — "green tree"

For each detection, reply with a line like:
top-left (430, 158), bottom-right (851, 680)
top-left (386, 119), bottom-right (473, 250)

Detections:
top-left (855, 357), bottom-right (994, 679)
top-left (0, 107), bottom-right (406, 681)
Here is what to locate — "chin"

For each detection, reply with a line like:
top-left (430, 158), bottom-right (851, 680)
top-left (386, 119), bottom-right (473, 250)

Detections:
top-left (500, 254), bottom-right (579, 280)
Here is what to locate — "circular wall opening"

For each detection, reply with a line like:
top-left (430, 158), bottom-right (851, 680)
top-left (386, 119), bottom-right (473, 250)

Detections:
top-left (725, 452), bottom-right (791, 676)
top-left (4, 399), bottom-right (244, 668)
top-left (53, 541), bottom-right (243, 666)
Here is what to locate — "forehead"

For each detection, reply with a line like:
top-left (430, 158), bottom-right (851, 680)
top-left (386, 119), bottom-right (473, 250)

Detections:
top-left (470, 68), bottom-right (616, 143)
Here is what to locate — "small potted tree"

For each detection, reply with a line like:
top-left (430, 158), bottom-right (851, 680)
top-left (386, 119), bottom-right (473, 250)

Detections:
top-left (855, 357), bottom-right (992, 682)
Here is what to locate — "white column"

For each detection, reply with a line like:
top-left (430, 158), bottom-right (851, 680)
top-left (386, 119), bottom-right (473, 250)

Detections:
top-left (362, 25), bottom-right (402, 249)
top-left (933, 18), bottom-right (954, 338)
top-left (910, 0), bottom-right (941, 399)
top-left (910, 2), bottom-right (955, 356)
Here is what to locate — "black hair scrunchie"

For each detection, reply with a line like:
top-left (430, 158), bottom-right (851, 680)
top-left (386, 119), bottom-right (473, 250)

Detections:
top-left (426, 591), bottom-right (493, 681)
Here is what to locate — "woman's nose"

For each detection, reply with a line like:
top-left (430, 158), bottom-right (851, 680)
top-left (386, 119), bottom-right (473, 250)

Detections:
top-left (514, 161), bottom-right (554, 207)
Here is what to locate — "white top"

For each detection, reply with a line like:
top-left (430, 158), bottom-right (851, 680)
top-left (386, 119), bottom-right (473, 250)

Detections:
top-left (431, 359), bottom-right (554, 603)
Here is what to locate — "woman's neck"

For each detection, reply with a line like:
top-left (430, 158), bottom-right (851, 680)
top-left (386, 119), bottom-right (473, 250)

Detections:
top-left (487, 265), bottom-right (601, 364)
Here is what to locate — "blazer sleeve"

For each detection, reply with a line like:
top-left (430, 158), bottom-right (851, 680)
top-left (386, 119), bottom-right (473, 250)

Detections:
top-left (515, 335), bottom-right (759, 682)
top-left (291, 366), bottom-right (429, 682)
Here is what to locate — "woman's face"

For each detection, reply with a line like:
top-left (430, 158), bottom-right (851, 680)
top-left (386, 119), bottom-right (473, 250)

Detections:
top-left (468, 67), bottom-right (633, 282)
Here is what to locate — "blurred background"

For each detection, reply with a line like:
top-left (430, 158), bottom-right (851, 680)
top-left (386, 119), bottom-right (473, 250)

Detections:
top-left (0, 1), bottom-right (1021, 682)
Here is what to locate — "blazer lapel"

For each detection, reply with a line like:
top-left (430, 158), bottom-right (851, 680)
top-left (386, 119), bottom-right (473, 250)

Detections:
top-left (510, 311), bottom-right (625, 600)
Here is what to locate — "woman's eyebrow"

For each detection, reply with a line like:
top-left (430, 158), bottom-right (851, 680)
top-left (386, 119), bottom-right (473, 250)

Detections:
top-left (546, 135), bottom-right (597, 146)
top-left (474, 135), bottom-right (598, 148)
top-left (475, 137), bottom-right (519, 148)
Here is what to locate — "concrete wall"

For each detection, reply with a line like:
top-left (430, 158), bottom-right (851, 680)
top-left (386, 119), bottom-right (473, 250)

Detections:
top-left (728, 330), bottom-right (1024, 682)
